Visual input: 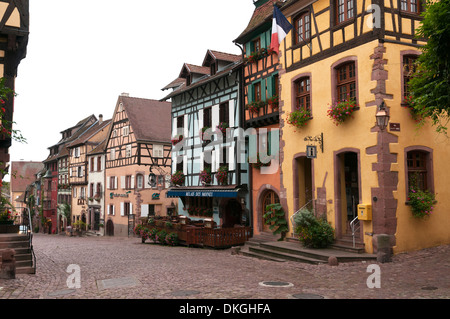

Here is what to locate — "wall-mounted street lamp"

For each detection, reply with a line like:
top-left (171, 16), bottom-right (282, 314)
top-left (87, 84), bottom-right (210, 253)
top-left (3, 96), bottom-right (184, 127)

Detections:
top-left (376, 102), bottom-right (390, 131)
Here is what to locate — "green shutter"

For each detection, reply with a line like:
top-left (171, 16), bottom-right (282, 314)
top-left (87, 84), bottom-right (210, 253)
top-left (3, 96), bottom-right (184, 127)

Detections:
top-left (248, 84), bottom-right (254, 103)
top-left (267, 76), bottom-right (273, 98)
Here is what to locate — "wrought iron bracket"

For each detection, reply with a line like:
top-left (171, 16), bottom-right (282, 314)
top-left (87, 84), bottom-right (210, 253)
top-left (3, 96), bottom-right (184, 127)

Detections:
top-left (304, 133), bottom-right (324, 153)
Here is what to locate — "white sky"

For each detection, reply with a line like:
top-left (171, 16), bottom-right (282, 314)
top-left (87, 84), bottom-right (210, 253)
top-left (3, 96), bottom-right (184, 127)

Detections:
top-left (8, 0), bottom-right (255, 167)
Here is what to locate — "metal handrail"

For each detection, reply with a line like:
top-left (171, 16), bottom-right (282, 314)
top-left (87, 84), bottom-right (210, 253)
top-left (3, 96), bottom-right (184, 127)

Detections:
top-left (350, 216), bottom-right (360, 248)
top-left (14, 206), bottom-right (36, 274)
top-left (290, 200), bottom-right (313, 236)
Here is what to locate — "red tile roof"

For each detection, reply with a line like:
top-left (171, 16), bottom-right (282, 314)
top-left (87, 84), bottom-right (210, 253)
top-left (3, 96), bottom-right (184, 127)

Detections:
top-left (9, 161), bottom-right (44, 192)
top-left (119, 96), bottom-right (172, 143)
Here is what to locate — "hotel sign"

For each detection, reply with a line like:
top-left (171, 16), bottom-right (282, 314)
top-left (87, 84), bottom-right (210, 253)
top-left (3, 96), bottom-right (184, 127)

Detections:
top-left (110, 191), bottom-right (131, 199)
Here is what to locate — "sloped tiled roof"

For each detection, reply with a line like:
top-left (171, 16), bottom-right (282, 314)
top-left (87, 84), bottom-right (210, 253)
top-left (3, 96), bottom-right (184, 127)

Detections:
top-left (119, 96), bottom-right (172, 143)
top-left (205, 50), bottom-right (242, 64)
top-left (234, 0), bottom-right (282, 44)
top-left (180, 63), bottom-right (210, 78)
top-left (67, 119), bottom-right (111, 149)
top-left (10, 161), bottom-right (44, 192)
top-left (161, 77), bottom-right (186, 91)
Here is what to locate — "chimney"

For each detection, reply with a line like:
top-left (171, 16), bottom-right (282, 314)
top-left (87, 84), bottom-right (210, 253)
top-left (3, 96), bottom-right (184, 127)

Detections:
top-left (120, 92), bottom-right (129, 97)
top-left (99, 114), bottom-right (103, 124)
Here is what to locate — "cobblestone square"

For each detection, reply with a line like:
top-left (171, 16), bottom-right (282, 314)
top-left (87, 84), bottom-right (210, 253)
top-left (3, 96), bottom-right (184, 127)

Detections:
top-left (0, 234), bottom-right (448, 301)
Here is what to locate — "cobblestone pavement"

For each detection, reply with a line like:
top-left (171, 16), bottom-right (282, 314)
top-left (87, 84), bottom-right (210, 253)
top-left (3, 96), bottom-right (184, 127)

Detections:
top-left (1, 234), bottom-right (449, 301)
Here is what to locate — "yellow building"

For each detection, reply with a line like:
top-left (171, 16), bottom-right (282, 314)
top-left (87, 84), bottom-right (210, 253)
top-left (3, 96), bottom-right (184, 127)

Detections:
top-left (277, 0), bottom-right (449, 254)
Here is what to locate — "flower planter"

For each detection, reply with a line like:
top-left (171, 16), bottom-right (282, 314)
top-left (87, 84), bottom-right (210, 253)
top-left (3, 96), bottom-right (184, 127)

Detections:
top-left (0, 224), bottom-right (19, 234)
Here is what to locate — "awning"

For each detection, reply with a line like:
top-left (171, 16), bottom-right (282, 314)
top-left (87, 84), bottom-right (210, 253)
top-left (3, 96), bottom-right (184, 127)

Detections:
top-left (167, 189), bottom-right (239, 198)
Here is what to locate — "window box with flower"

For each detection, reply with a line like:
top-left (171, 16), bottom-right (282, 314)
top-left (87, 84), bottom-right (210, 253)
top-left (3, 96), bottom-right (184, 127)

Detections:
top-left (171, 170), bottom-right (185, 186)
top-left (245, 100), bottom-right (265, 115)
top-left (216, 165), bottom-right (229, 186)
top-left (199, 167), bottom-right (212, 185)
top-left (216, 122), bottom-right (229, 135)
top-left (407, 188), bottom-right (436, 219)
top-left (267, 95), bottom-right (279, 111)
top-left (327, 99), bottom-right (358, 126)
top-left (171, 134), bottom-right (183, 146)
top-left (286, 108), bottom-right (311, 129)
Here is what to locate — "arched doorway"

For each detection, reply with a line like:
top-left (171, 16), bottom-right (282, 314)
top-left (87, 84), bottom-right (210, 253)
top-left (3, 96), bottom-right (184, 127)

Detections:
top-left (106, 219), bottom-right (114, 236)
top-left (261, 190), bottom-right (280, 233)
top-left (222, 199), bottom-right (242, 228)
top-left (334, 149), bottom-right (362, 240)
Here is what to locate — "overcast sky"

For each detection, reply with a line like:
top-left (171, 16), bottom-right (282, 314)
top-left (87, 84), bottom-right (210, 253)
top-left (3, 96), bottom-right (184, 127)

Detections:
top-left (8, 0), bottom-right (255, 168)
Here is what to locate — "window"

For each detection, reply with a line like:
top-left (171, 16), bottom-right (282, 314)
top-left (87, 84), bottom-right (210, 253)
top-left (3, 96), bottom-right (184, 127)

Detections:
top-left (252, 37), bottom-right (261, 53)
top-left (401, 0), bottom-right (420, 13)
top-left (219, 102), bottom-right (229, 124)
top-left (294, 12), bottom-right (310, 44)
top-left (254, 82), bottom-right (262, 102)
top-left (203, 107), bottom-right (212, 128)
top-left (77, 166), bottom-right (83, 178)
top-left (90, 157), bottom-right (94, 172)
top-left (122, 126), bottom-right (129, 137)
top-left (97, 156), bottom-right (102, 171)
top-left (336, 62), bottom-right (356, 101)
top-left (294, 77), bottom-right (311, 111)
top-left (108, 204), bottom-right (115, 216)
top-left (90, 183), bottom-right (94, 197)
top-left (125, 175), bottom-right (133, 189)
top-left (123, 202), bottom-right (132, 216)
top-left (109, 176), bottom-right (117, 190)
top-left (336, 0), bottom-right (354, 24)
top-left (136, 174), bottom-right (144, 189)
top-left (96, 183), bottom-right (101, 197)
top-left (74, 147), bottom-right (80, 158)
top-left (407, 151), bottom-right (428, 191)
top-left (126, 144), bottom-right (132, 158)
top-left (153, 144), bottom-right (164, 158)
top-left (403, 55), bottom-right (417, 99)
top-left (110, 148), bottom-right (116, 161)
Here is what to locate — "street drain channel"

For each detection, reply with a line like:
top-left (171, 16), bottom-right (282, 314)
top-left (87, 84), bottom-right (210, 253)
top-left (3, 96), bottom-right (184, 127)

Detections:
top-left (292, 293), bottom-right (324, 299)
top-left (97, 276), bottom-right (140, 290)
top-left (259, 281), bottom-right (294, 288)
top-left (171, 290), bottom-right (201, 297)
top-left (47, 289), bottom-right (77, 297)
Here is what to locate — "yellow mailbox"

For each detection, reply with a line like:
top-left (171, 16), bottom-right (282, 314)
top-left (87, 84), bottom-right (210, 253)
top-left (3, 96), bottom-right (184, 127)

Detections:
top-left (357, 204), bottom-right (372, 221)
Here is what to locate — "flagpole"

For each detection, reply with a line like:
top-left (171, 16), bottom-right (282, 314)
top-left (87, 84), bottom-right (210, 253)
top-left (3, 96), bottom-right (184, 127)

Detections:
top-left (274, 4), bottom-right (312, 51)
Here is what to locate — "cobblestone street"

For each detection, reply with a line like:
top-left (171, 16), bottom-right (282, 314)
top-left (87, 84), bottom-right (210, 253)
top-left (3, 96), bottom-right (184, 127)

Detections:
top-left (1, 234), bottom-right (448, 304)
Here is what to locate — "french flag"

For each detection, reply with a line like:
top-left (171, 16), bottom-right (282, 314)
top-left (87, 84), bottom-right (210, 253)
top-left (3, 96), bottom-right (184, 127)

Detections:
top-left (269, 6), bottom-right (293, 54)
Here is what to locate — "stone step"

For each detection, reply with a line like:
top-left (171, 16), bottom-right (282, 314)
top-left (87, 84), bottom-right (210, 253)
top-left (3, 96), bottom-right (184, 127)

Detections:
top-left (240, 238), bottom-right (376, 264)
top-left (248, 245), bottom-right (326, 264)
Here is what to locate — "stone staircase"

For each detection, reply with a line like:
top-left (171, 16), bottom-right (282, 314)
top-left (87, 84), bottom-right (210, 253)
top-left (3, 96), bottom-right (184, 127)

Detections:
top-left (239, 233), bottom-right (376, 264)
top-left (0, 233), bottom-right (35, 274)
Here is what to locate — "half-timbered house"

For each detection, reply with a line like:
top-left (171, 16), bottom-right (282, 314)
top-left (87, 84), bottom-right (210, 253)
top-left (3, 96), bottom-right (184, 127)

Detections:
top-left (234, 0), bottom-right (282, 237)
top-left (163, 50), bottom-right (252, 229)
top-left (85, 116), bottom-right (110, 235)
top-left (43, 115), bottom-right (97, 233)
top-left (67, 116), bottom-right (111, 229)
top-left (104, 94), bottom-right (173, 237)
top-left (277, 0), bottom-right (450, 254)
top-left (0, 0), bottom-right (29, 177)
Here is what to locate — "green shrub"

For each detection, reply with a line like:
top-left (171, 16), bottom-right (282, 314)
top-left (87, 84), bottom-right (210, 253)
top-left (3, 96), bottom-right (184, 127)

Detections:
top-left (294, 208), bottom-right (334, 248)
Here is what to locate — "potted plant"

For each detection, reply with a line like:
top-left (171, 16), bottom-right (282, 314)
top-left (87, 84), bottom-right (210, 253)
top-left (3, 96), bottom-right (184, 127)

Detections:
top-left (263, 203), bottom-right (289, 241)
top-left (327, 99), bottom-right (358, 126)
top-left (286, 108), bottom-right (311, 129)
top-left (216, 166), bottom-right (229, 186)
top-left (165, 232), bottom-right (179, 246)
top-left (199, 167), bottom-right (212, 185)
top-left (171, 170), bottom-right (185, 186)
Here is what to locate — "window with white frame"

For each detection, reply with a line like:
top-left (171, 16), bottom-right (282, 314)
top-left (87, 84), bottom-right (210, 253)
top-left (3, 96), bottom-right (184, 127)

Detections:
top-left (153, 144), bottom-right (164, 158)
